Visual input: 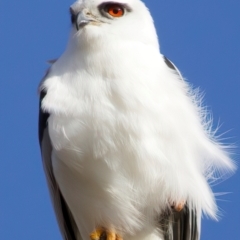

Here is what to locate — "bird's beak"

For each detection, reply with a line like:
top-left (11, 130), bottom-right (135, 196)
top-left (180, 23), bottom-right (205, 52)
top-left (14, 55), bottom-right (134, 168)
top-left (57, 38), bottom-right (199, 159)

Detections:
top-left (76, 11), bottom-right (98, 30)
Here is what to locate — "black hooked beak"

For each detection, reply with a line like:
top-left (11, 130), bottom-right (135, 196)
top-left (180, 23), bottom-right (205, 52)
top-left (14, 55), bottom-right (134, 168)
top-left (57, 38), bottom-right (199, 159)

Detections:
top-left (74, 11), bottom-right (97, 30)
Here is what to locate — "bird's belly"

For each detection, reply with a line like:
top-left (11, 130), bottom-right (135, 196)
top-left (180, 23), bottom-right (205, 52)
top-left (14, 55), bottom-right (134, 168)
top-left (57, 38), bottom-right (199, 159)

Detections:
top-left (52, 148), bottom-right (164, 240)
top-left (49, 112), bottom-right (170, 236)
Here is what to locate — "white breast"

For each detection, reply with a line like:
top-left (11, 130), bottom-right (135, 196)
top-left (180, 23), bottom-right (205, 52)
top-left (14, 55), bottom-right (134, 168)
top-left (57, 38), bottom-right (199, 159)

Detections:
top-left (41, 43), bottom-right (232, 238)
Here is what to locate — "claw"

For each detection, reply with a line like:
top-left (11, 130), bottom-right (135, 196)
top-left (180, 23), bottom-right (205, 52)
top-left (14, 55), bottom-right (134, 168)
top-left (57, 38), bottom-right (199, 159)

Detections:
top-left (90, 228), bottom-right (103, 240)
top-left (90, 228), bottom-right (122, 240)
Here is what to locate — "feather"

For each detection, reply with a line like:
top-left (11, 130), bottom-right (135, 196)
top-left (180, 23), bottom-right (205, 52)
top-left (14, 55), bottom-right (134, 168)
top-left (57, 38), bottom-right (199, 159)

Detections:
top-left (38, 1), bottom-right (235, 239)
top-left (39, 89), bottom-right (80, 240)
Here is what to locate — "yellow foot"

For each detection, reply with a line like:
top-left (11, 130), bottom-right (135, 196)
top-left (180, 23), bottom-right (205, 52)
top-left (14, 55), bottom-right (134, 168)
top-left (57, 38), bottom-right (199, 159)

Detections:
top-left (171, 201), bottom-right (185, 212)
top-left (90, 228), bottom-right (123, 240)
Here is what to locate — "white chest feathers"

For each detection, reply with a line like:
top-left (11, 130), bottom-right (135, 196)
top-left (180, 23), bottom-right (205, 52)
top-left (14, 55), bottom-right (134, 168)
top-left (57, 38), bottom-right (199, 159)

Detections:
top-left (41, 47), bottom-right (233, 229)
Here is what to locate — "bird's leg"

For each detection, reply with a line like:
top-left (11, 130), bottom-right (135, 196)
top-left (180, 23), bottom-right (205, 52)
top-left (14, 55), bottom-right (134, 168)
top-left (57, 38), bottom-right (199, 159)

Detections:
top-left (171, 201), bottom-right (185, 212)
top-left (90, 227), bottom-right (123, 240)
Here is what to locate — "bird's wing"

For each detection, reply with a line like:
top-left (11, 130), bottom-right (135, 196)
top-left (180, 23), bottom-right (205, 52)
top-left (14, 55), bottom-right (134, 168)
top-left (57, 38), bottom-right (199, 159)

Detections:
top-left (160, 205), bottom-right (199, 240)
top-left (161, 56), bottom-right (200, 240)
top-left (39, 73), bottom-right (80, 240)
top-left (163, 56), bottom-right (184, 81)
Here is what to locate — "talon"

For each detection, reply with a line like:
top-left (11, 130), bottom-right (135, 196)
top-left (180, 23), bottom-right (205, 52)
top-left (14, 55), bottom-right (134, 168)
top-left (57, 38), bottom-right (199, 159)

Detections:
top-left (90, 227), bottom-right (122, 240)
top-left (90, 228), bottom-right (104, 240)
top-left (171, 201), bottom-right (185, 212)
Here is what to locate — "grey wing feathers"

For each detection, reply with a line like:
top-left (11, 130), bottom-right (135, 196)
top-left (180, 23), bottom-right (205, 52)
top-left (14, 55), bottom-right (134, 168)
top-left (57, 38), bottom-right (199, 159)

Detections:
top-left (162, 56), bottom-right (200, 239)
top-left (163, 56), bottom-right (184, 81)
top-left (160, 205), bottom-right (199, 240)
top-left (161, 55), bottom-right (199, 238)
top-left (39, 88), bottom-right (80, 240)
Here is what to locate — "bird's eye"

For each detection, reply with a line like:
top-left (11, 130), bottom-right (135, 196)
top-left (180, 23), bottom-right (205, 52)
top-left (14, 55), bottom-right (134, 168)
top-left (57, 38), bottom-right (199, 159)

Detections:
top-left (105, 4), bottom-right (124, 17)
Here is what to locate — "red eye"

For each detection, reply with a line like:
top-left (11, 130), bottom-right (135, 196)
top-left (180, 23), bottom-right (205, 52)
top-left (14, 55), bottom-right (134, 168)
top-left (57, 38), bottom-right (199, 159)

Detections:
top-left (106, 4), bottom-right (124, 17)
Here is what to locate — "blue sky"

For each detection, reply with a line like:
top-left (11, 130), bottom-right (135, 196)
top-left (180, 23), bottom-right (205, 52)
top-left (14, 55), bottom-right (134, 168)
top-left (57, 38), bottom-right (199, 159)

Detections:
top-left (1, 0), bottom-right (239, 239)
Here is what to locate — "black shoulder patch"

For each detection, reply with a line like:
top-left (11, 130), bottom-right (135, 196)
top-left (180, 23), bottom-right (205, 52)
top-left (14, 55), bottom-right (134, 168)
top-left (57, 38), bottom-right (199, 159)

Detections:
top-left (164, 56), bottom-right (176, 70)
top-left (163, 55), bottom-right (184, 81)
top-left (38, 90), bottom-right (50, 145)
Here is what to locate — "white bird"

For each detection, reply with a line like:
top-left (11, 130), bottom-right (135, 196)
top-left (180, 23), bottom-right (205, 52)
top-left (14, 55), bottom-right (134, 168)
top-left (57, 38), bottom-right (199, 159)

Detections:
top-left (38, 0), bottom-right (235, 240)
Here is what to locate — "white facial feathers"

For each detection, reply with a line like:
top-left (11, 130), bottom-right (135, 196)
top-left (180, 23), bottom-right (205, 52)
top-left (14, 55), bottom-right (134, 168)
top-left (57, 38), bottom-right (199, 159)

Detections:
top-left (68, 0), bottom-right (159, 50)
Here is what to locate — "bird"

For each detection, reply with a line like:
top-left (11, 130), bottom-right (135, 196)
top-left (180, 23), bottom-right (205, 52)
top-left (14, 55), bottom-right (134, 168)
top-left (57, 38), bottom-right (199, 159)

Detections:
top-left (38, 0), bottom-right (235, 240)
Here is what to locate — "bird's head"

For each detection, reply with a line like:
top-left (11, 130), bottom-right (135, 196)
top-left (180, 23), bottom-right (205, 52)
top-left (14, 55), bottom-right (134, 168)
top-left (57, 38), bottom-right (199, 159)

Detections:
top-left (68, 0), bottom-right (159, 50)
